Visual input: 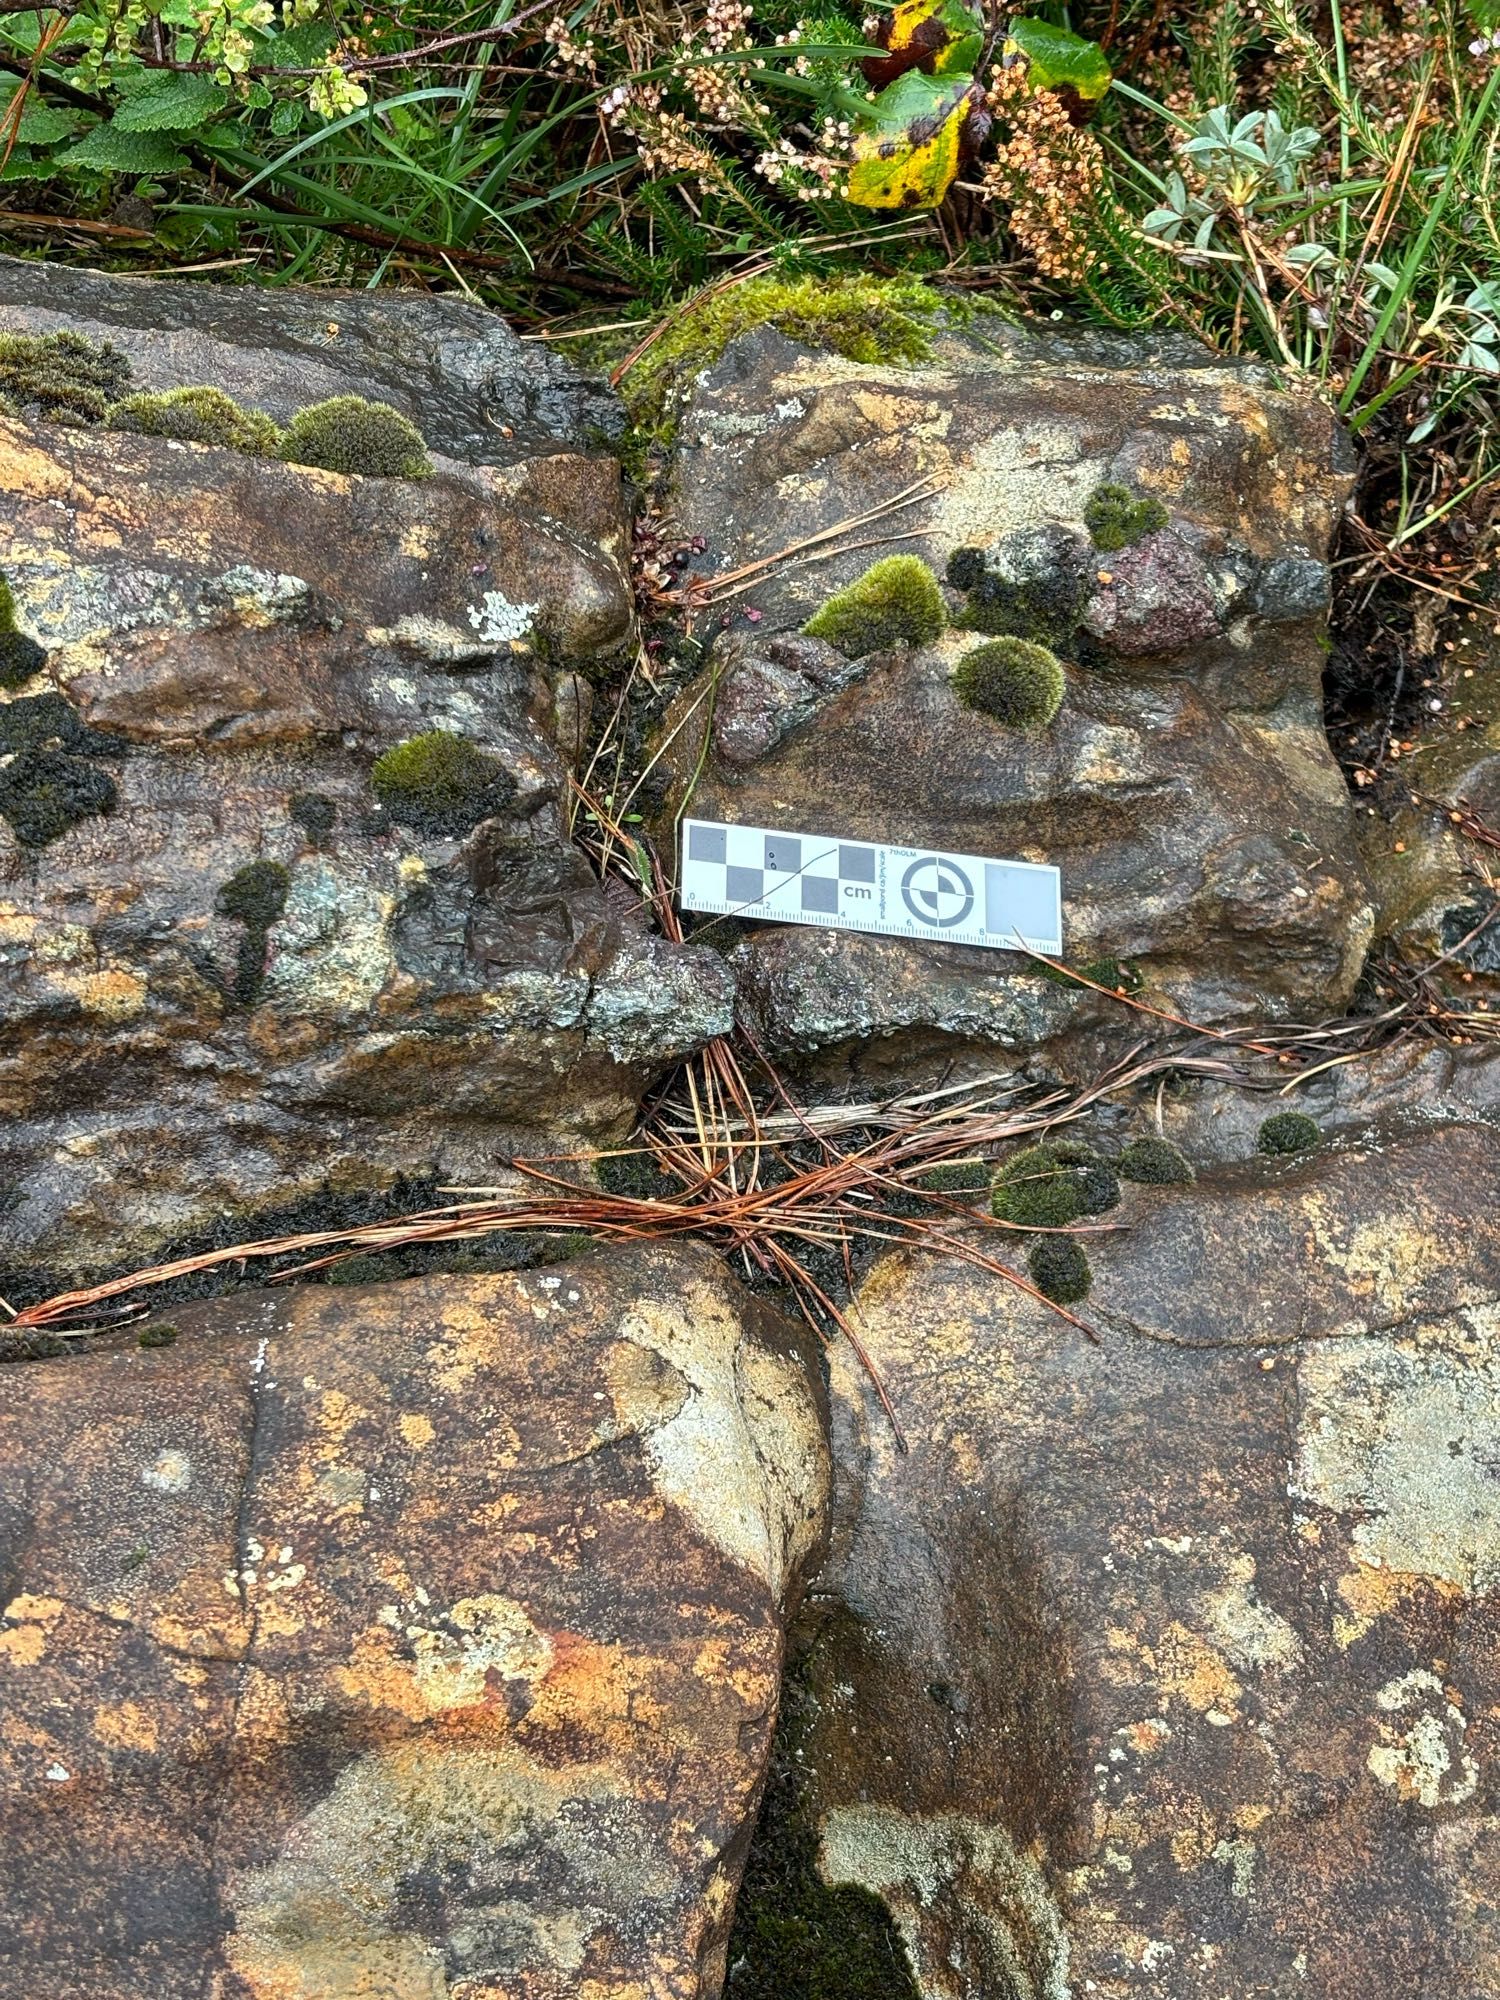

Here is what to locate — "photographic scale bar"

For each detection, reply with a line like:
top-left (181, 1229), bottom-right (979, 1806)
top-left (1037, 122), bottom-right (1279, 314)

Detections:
top-left (678, 817), bottom-right (1063, 957)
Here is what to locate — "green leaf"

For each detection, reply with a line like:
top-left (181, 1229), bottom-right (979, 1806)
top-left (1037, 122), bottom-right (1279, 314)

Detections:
top-left (269, 97), bottom-right (303, 137)
top-left (265, 22), bottom-right (338, 63)
top-left (862, 0), bottom-right (984, 88)
top-left (1003, 18), bottom-right (1112, 107)
top-left (111, 73), bottom-right (229, 131)
top-left (60, 124), bottom-right (191, 173)
top-left (848, 68), bottom-right (980, 210)
top-left (0, 82), bottom-right (79, 145)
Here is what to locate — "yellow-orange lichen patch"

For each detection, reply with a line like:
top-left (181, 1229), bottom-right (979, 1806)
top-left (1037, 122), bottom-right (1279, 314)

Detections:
top-left (92, 1701), bottom-right (161, 1753)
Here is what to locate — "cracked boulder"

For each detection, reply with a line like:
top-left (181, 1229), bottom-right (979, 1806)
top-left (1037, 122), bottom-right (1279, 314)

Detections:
top-left (661, 325), bottom-right (1373, 1082)
top-left (786, 1113), bottom-right (1500, 1998)
top-left (0, 284), bottom-right (732, 1281)
top-left (0, 1242), bottom-right (831, 2000)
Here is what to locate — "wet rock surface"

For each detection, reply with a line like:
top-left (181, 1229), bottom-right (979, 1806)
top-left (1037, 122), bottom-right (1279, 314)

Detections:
top-left (0, 296), bottom-right (730, 1279)
top-left (788, 1110), bottom-right (1500, 1999)
top-left (661, 326), bottom-right (1372, 1079)
top-left (0, 1242), bottom-right (830, 2000)
top-left (0, 254), bottom-right (621, 463)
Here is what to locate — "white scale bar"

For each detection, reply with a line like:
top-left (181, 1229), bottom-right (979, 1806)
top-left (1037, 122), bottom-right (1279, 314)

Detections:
top-left (678, 817), bottom-right (1062, 956)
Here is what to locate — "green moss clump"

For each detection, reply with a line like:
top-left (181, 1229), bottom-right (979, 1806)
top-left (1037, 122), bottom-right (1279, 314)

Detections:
top-left (1037, 954), bottom-right (1141, 994)
top-left (325, 1253), bottom-right (400, 1286)
top-left (992, 1139), bottom-right (1119, 1228)
top-left (218, 860), bottom-right (290, 929)
top-left (0, 692), bottom-right (121, 758)
top-left (218, 860), bottom-right (290, 1005)
top-left (107, 386), bottom-right (283, 457)
top-left (914, 1158), bottom-right (991, 1195)
top-left (289, 791), bottom-right (337, 842)
top-left (802, 555), bottom-right (945, 659)
top-left (137, 1322), bottom-right (180, 1348)
top-left (0, 331), bottom-right (132, 425)
top-left (595, 1148), bottom-right (680, 1202)
top-left (623, 274), bottom-right (971, 453)
top-left (1084, 483), bottom-right (1168, 552)
top-left (1028, 1235), bottom-right (1093, 1304)
top-left (0, 572), bottom-right (46, 692)
top-left (951, 639), bottom-right (1065, 731)
top-left (0, 749), bottom-right (117, 847)
top-left (370, 731), bottom-right (515, 838)
top-left (1257, 1111), bottom-right (1321, 1156)
top-left (725, 1671), bottom-right (919, 2000)
top-left (946, 545), bottom-right (988, 591)
top-left (278, 395), bottom-right (432, 479)
top-left (1119, 1136), bottom-right (1195, 1185)
top-left (958, 566), bottom-right (1089, 644)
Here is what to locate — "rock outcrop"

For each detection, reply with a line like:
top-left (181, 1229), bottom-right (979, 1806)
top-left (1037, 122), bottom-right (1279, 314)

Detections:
top-left (660, 325), bottom-right (1373, 1083)
top-left (786, 1111), bottom-right (1500, 1998)
top-left (0, 265), bottom-right (732, 1279)
top-left (0, 1242), bottom-right (830, 1999)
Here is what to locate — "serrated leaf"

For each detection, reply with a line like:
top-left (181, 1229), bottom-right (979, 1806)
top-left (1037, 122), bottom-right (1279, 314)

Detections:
top-left (0, 81), bottom-right (78, 144)
top-left (266, 22), bottom-right (338, 63)
top-left (269, 97), bottom-right (303, 136)
top-left (861, 0), bottom-right (983, 89)
top-left (848, 68), bottom-right (980, 210)
top-left (60, 123), bottom-right (190, 173)
top-left (111, 73), bottom-right (229, 131)
top-left (1002, 17), bottom-right (1111, 110)
top-left (0, 146), bottom-right (58, 182)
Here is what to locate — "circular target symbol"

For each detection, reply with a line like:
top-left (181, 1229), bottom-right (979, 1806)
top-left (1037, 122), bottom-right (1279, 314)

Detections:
top-left (901, 855), bottom-right (974, 929)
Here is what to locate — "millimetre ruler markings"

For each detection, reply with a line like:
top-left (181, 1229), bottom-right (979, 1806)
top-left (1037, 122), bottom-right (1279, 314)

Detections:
top-left (678, 818), bottom-right (1062, 956)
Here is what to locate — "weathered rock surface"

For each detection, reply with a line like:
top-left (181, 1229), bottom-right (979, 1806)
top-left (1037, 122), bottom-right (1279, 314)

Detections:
top-left (789, 1114), bottom-right (1500, 1998)
top-left (0, 275), bottom-right (731, 1280)
top-left (0, 1242), bottom-right (830, 1999)
top-left (0, 253), bottom-right (621, 462)
top-left (662, 327), bottom-right (1373, 1080)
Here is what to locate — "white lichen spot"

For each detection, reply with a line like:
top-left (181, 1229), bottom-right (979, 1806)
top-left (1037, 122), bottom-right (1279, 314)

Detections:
top-left (142, 1448), bottom-right (192, 1495)
top-left (44, 1762), bottom-right (70, 1782)
top-left (1366, 1668), bottom-right (1479, 1808)
top-left (467, 590), bottom-right (538, 645)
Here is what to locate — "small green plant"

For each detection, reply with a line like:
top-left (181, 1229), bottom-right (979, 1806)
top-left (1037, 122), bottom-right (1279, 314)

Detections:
top-left (1257, 1110), bottom-right (1321, 1156)
top-left (951, 639), bottom-right (1066, 731)
top-left (370, 730), bottom-right (514, 837)
top-left (803, 555), bottom-right (945, 658)
top-left (1028, 1234), bottom-right (1092, 1305)
top-left (107, 386), bottom-right (283, 456)
top-left (1118, 1136), bottom-right (1195, 1185)
top-left (217, 858), bottom-right (290, 1005)
top-left (0, 749), bottom-right (117, 847)
top-left (137, 1322), bottom-right (180, 1348)
top-left (0, 332), bottom-right (131, 426)
top-left (1084, 484), bottom-right (1168, 552)
top-left (0, 573), bottom-right (46, 692)
top-left (278, 396), bottom-right (431, 479)
top-left (991, 1139), bottom-right (1119, 1228)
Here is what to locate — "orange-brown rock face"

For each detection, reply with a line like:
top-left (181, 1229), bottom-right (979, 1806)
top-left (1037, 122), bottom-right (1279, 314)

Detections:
top-left (792, 1118), bottom-right (1500, 1998)
top-left (0, 1243), bottom-right (831, 1999)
